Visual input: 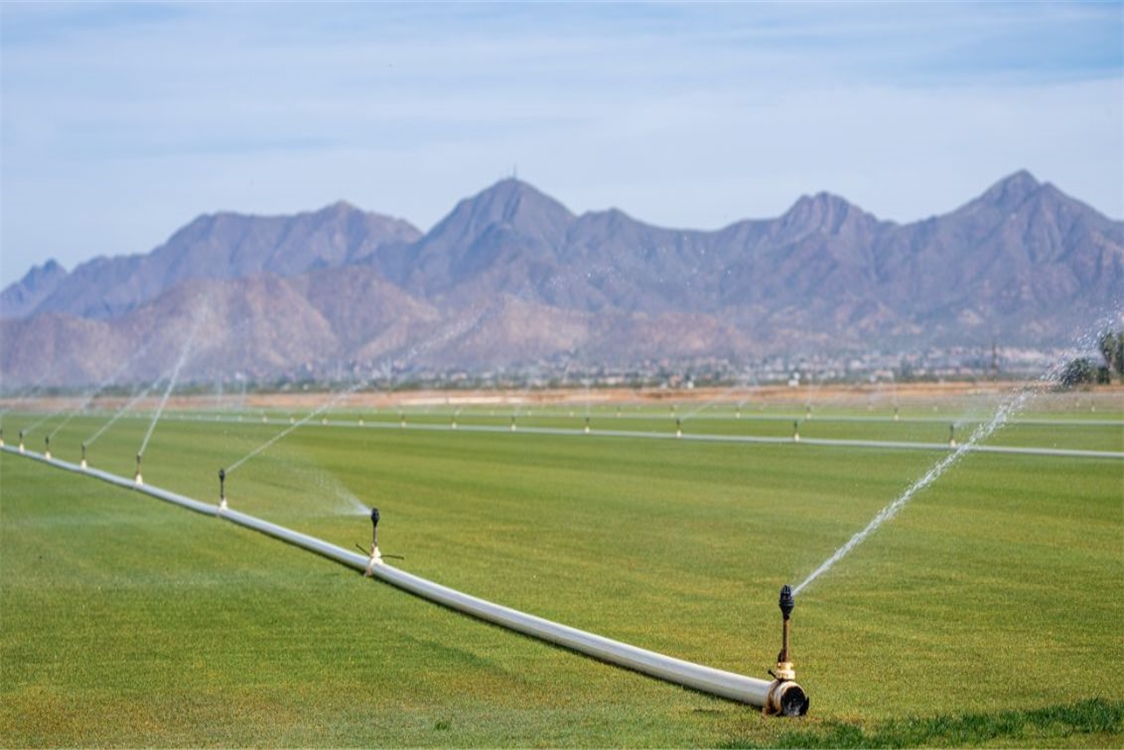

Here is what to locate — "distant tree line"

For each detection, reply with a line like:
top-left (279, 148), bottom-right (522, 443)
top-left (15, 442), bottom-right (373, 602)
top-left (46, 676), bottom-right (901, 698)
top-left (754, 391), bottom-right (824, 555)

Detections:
top-left (1059, 330), bottom-right (1124, 388)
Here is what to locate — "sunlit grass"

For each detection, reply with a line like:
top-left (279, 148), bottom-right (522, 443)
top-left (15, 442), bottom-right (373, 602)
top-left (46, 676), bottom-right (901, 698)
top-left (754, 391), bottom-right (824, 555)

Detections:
top-left (1, 392), bottom-right (1121, 746)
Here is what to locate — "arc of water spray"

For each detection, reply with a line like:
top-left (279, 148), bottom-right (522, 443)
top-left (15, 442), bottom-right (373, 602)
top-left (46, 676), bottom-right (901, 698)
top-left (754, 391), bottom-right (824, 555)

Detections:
top-left (137, 299), bottom-right (209, 457)
top-left (224, 378), bottom-right (371, 474)
top-left (791, 362), bottom-right (1065, 597)
top-left (0, 365), bottom-right (60, 419)
top-left (46, 337), bottom-right (161, 440)
top-left (84, 376), bottom-right (168, 447)
top-left (225, 302), bottom-right (502, 474)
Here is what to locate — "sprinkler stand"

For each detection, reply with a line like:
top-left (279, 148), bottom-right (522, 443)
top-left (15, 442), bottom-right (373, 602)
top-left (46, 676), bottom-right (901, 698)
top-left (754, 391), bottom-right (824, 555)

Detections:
top-left (134, 452), bottom-right (143, 485)
top-left (366, 506), bottom-right (383, 574)
top-left (44, 436), bottom-right (51, 460)
top-left (764, 584), bottom-right (809, 716)
top-left (793, 421), bottom-right (800, 442)
top-left (218, 468), bottom-right (227, 511)
top-left (19, 430), bottom-right (25, 454)
top-left (80, 442), bottom-right (87, 470)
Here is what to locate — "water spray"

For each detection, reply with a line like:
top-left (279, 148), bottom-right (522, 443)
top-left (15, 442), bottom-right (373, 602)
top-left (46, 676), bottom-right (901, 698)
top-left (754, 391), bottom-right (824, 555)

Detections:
top-left (764, 585), bottom-right (809, 716)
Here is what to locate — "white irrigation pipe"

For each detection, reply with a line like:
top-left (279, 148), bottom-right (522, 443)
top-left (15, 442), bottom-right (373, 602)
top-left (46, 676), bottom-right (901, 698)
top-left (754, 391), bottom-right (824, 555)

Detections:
top-left (0, 445), bottom-right (803, 712)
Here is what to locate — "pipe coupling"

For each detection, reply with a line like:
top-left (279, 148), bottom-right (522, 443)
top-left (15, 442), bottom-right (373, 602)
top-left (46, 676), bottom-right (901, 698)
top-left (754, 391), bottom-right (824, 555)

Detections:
top-left (764, 679), bottom-right (809, 717)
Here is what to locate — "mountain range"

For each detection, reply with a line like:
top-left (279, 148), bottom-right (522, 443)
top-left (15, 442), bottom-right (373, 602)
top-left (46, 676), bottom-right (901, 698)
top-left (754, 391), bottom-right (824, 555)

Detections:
top-left (2, 171), bottom-right (1121, 386)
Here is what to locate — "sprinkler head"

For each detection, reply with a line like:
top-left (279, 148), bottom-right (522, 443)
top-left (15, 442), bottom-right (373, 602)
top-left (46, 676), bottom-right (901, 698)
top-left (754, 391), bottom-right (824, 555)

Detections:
top-left (779, 585), bottom-right (794, 620)
top-left (370, 507), bottom-right (380, 528)
top-left (218, 468), bottom-right (227, 509)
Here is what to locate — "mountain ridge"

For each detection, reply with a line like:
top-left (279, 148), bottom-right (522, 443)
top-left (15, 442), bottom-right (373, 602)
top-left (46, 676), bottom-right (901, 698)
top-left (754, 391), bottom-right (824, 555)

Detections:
top-left (2, 172), bottom-right (1121, 386)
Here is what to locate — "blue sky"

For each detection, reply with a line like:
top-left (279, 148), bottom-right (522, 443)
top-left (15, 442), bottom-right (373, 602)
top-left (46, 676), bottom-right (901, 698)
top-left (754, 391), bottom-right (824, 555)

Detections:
top-left (2, 1), bottom-right (1121, 288)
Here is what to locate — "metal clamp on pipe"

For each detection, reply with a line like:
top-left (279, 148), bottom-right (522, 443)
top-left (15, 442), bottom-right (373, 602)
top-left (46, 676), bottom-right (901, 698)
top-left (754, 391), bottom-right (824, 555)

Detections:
top-left (764, 584), bottom-right (810, 717)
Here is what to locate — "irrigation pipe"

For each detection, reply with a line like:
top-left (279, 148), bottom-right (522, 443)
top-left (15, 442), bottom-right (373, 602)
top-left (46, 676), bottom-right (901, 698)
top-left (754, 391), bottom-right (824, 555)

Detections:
top-left (127, 412), bottom-right (1123, 460)
top-left (0, 445), bottom-right (797, 711)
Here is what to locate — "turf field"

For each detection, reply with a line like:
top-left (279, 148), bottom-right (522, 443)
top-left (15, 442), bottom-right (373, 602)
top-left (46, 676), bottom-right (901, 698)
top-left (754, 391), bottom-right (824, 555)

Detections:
top-left (1, 390), bottom-right (1122, 746)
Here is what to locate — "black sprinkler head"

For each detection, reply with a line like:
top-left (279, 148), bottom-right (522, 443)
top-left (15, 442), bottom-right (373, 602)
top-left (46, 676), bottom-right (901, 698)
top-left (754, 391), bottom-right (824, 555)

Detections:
top-left (219, 468), bottom-right (225, 482)
top-left (779, 585), bottom-right (795, 620)
top-left (371, 507), bottom-right (380, 527)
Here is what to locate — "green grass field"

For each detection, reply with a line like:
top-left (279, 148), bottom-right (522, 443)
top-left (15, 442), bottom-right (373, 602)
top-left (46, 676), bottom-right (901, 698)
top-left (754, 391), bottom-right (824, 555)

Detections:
top-left (2, 395), bottom-right (1122, 747)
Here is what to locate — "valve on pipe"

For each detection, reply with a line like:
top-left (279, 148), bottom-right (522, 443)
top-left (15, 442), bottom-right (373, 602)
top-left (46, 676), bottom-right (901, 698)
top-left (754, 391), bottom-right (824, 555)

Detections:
top-left (218, 468), bottom-right (227, 510)
top-left (764, 584), bottom-right (809, 717)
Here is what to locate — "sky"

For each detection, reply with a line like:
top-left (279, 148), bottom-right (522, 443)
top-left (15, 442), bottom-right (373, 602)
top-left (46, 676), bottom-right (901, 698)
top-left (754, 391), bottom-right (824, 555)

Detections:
top-left (1, 1), bottom-right (1122, 288)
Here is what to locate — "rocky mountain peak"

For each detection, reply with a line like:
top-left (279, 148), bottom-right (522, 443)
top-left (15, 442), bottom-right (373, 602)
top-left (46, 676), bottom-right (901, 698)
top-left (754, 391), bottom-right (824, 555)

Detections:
top-left (781, 191), bottom-right (873, 235)
top-left (976, 170), bottom-right (1043, 212)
